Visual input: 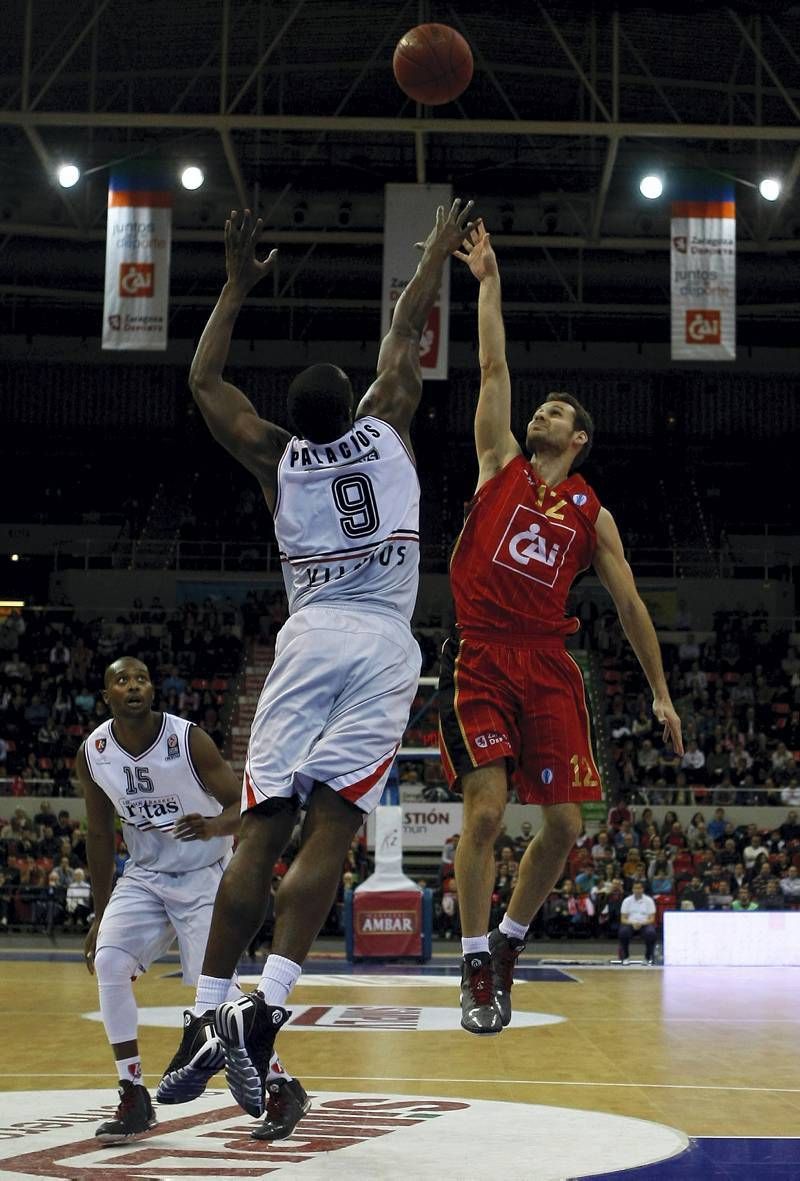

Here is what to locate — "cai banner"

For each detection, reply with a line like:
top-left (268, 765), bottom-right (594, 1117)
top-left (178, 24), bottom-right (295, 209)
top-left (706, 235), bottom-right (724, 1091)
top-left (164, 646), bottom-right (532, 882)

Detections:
top-left (102, 167), bottom-right (173, 351)
top-left (381, 182), bottom-right (452, 380)
top-left (670, 172), bottom-right (736, 362)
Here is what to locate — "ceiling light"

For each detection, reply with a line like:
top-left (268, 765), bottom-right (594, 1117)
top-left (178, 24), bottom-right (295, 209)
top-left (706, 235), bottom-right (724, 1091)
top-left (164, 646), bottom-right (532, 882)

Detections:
top-left (639, 175), bottom-right (663, 200)
top-left (759, 177), bottom-right (781, 202)
top-left (57, 164), bottom-right (80, 188)
top-left (181, 166), bottom-right (204, 191)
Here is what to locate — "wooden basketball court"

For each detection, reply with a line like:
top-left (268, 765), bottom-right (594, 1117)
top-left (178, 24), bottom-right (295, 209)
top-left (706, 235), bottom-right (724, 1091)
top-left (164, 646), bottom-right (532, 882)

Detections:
top-left (0, 945), bottom-right (797, 1179)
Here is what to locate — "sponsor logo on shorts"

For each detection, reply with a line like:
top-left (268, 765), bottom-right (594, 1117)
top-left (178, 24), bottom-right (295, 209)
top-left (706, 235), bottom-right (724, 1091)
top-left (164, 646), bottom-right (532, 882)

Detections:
top-left (475, 730), bottom-right (508, 750)
top-left (166, 733), bottom-right (180, 760)
top-left (541, 768), bottom-right (554, 784)
top-left (95, 738), bottom-right (106, 753)
top-left (493, 505), bottom-right (575, 588)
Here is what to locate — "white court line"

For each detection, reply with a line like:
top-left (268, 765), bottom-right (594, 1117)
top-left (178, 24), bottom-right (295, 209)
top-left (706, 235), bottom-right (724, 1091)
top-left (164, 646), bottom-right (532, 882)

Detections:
top-left (3, 1073), bottom-right (800, 1094)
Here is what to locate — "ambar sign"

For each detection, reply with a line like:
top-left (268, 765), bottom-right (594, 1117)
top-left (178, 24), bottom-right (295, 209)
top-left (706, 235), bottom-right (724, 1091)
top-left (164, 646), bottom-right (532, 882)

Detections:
top-left (357, 909), bottom-right (418, 935)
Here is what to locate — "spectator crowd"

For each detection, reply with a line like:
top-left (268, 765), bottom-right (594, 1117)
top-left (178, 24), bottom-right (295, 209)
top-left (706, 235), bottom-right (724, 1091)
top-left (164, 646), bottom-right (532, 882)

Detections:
top-left (433, 805), bottom-right (800, 949)
top-left (598, 607), bottom-right (800, 807)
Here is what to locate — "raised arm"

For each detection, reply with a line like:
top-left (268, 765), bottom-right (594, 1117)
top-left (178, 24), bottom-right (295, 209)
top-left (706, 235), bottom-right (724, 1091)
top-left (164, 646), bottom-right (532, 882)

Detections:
top-left (189, 209), bottom-right (291, 513)
top-left (357, 198), bottom-right (475, 448)
top-left (592, 508), bottom-right (683, 753)
top-left (455, 222), bottom-right (520, 490)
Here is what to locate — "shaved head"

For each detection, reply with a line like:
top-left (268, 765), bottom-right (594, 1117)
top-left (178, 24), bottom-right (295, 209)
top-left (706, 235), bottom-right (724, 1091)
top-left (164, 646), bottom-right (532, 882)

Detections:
top-left (104, 656), bottom-right (150, 688)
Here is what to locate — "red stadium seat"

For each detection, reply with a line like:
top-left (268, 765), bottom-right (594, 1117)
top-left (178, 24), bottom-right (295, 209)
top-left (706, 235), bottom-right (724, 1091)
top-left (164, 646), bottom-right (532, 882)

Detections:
top-left (654, 893), bottom-right (676, 924)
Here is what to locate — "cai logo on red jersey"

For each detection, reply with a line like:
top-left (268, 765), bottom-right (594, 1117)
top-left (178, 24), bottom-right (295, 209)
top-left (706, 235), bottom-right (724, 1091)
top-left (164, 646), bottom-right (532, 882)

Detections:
top-left (492, 504), bottom-right (575, 588)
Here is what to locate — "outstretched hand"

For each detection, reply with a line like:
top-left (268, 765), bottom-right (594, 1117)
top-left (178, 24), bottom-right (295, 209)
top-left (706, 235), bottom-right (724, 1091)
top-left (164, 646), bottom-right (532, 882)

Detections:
top-left (416, 197), bottom-right (476, 256)
top-left (454, 219), bottom-right (498, 282)
top-left (653, 696), bottom-right (684, 754)
top-left (225, 209), bottom-right (277, 295)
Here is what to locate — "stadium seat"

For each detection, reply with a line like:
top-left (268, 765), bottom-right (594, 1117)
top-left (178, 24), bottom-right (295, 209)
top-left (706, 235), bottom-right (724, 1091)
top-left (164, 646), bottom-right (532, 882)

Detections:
top-left (654, 893), bottom-right (676, 924)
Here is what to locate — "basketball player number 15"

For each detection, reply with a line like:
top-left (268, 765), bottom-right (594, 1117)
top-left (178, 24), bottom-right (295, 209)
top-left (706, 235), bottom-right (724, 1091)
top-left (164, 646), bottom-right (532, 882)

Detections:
top-left (332, 474), bottom-right (380, 539)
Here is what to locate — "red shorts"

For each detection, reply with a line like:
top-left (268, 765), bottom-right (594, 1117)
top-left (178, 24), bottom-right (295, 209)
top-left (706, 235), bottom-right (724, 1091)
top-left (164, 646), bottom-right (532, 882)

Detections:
top-left (437, 633), bottom-right (603, 806)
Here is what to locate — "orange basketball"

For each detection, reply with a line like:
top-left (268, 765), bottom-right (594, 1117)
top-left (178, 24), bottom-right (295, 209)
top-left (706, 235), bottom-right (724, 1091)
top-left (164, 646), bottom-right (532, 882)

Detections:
top-left (392, 23), bottom-right (473, 106)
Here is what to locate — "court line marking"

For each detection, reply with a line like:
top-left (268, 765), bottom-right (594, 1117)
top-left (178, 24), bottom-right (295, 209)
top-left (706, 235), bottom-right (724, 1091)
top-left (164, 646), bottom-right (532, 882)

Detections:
top-left (3, 1074), bottom-right (800, 1094)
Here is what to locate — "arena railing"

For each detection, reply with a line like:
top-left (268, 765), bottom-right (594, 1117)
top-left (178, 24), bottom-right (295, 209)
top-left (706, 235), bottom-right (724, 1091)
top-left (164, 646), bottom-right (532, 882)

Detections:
top-left (48, 538), bottom-right (799, 579)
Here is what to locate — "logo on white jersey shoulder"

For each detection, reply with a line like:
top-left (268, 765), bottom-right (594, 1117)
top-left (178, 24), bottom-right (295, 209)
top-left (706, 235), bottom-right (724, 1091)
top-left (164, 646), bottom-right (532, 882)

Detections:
top-left (95, 738), bottom-right (106, 753)
top-left (493, 505), bottom-right (575, 588)
top-left (166, 733), bottom-right (180, 760)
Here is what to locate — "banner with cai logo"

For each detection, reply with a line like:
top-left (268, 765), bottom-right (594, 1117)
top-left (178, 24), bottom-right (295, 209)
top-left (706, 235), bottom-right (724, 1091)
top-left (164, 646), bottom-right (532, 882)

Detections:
top-left (670, 172), bottom-right (736, 361)
top-left (381, 183), bottom-right (452, 380)
top-left (102, 167), bottom-right (173, 351)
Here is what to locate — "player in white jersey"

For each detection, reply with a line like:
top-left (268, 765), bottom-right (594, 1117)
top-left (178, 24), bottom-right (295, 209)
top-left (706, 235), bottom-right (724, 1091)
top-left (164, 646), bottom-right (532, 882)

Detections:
top-left (158, 199), bottom-right (475, 1137)
top-left (77, 656), bottom-right (242, 1144)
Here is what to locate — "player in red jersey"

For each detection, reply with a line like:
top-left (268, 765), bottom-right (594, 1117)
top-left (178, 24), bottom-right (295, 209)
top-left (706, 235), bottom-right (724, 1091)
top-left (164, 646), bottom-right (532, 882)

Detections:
top-left (440, 222), bottom-right (683, 1034)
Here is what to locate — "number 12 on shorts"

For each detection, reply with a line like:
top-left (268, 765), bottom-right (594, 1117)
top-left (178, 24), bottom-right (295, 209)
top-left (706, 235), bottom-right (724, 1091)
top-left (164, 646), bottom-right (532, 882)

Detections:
top-left (570, 754), bottom-right (599, 788)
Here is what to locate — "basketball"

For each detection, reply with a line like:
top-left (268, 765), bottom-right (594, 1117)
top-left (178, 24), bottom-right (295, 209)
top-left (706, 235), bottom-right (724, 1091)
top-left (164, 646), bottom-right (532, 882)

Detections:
top-left (392, 23), bottom-right (473, 106)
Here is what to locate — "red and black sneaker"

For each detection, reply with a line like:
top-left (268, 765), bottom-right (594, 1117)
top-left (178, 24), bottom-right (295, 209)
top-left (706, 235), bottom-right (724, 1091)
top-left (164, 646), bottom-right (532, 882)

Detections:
top-left (488, 927), bottom-right (526, 1027)
top-left (251, 1076), bottom-right (312, 1141)
top-left (459, 951), bottom-right (502, 1035)
top-left (95, 1080), bottom-right (157, 1144)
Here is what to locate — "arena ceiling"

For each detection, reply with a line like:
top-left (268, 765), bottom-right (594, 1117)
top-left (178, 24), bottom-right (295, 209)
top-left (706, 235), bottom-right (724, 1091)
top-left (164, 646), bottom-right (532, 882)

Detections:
top-left (2, 0), bottom-right (800, 346)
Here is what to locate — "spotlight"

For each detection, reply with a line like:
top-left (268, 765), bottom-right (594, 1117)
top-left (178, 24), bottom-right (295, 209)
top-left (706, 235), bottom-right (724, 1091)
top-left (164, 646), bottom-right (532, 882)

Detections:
top-left (338, 201), bottom-right (352, 227)
top-left (500, 203), bottom-right (514, 232)
top-left (759, 177), bottom-right (781, 202)
top-left (181, 166), bottom-right (204, 190)
top-left (293, 200), bottom-right (308, 225)
top-left (57, 163), bottom-right (80, 188)
top-left (640, 175), bottom-right (663, 200)
top-left (10, 553), bottom-right (19, 562)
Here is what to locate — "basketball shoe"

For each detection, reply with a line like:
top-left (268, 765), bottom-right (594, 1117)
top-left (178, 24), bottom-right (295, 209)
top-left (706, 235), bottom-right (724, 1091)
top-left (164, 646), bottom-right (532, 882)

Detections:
top-left (214, 991), bottom-right (290, 1117)
top-left (251, 1076), bottom-right (312, 1141)
top-left (156, 1009), bottom-right (225, 1104)
top-left (488, 927), bottom-right (526, 1027)
top-left (460, 951), bottom-right (502, 1034)
top-left (95, 1080), bottom-right (157, 1144)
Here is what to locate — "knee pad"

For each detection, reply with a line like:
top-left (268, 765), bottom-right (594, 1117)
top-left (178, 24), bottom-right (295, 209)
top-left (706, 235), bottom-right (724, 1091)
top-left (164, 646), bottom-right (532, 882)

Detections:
top-left (94, 944), bottom-right (140, 984)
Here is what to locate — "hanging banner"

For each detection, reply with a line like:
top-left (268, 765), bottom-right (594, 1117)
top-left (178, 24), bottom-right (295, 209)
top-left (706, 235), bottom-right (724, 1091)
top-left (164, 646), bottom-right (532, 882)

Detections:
top-left (381, 183), bottom-right (452, 380)
top-left (102, 166), bottom-right (173, 351)
top-left (670, 172), bottom-right (736, 362)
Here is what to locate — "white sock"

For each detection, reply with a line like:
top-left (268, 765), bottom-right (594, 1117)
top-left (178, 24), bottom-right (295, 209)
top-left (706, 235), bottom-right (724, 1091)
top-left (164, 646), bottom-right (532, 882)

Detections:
top-left (499, 915), bottom-right (529, 942)
top-left (225, 978), bottom-right (244, 1002)
top-left (461, 935), bottom-right (489, 956)
top-left (268, 1052), bottom-right (294, 1083)
top-left (259, 954), bottom-right (302, 1007)
top-left (116, 1054), bottom-right (143, 1086)
top-left (194, 973), bottom-right (232, 1015)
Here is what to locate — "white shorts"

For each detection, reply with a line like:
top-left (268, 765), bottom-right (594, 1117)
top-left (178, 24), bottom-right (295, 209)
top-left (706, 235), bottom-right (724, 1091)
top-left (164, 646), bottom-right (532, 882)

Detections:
top-left (244, 605), bottom-right (421, 815)
top-left (95, 858), bottom-right (226, 985)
